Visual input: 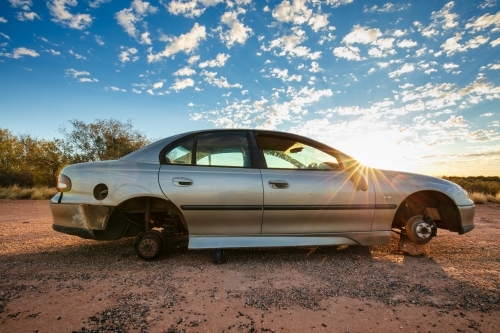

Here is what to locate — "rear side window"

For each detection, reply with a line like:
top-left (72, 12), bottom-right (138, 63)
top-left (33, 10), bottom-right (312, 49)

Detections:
top-left (196, 132), bottom-right (251, 168)
top-left (165, 137), bottom-right (194, 165)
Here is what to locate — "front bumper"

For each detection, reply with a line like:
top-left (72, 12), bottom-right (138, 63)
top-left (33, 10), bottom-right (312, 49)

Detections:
top-left (51, 202), bottom-right (112, 239)
top-left (458, 204), bottom-right (475, 234)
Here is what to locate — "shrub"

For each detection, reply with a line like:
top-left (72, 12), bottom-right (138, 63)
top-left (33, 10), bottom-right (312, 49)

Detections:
top-left (0, 185), bottom-right (57, 200)
top-left (468, 192), bottom-right (487, 204)
top-left (443, 176), bottom-right (500, 195)
top-left (496, 192), bottom-right (500, 203)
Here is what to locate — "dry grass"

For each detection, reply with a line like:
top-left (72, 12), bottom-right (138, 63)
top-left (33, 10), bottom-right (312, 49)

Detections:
top-left (468, 192), bottom-right (488, 204)
top-left (0, 185), bottom-right (57, 200)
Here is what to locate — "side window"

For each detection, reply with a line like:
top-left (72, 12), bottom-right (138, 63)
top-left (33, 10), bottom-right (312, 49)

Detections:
top-left (196, 132), bottom-right (251, 168)
top-left (257, 135), bottom-right (341, 170)
top-left (165, 137), bottom-right (194, 165)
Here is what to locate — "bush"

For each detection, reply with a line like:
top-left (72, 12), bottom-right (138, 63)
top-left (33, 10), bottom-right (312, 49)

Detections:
top-left (496, 192), bottom-right (500, 203)
top-left (468, 192), bottom-right (487, 204)
top-left (443, 176), bottom-right (500, 195)
top-left (0, 185), bottom-right (57, 200)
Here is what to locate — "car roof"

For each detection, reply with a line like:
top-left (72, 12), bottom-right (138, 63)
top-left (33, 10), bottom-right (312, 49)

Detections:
top-left (120, 129), bottom-right (344, 164)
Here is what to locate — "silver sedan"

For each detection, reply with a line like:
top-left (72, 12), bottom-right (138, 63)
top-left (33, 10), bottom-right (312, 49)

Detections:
top-left (51, 129), bottom-right (475, 260)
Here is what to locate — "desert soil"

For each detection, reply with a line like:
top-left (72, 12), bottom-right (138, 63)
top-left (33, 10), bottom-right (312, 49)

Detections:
top-left (0, 200), bottom-right (499, 333)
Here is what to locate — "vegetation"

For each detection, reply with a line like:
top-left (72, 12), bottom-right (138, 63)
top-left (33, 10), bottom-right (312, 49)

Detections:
top-left (0, 118), bottom-right (149, 189)
top-left (0, 185), bottom-right (57, 200)
top-left (442, 176), bottom-right (500, 195)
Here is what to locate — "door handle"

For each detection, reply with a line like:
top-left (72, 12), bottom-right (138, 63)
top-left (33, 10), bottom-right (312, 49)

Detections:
top-left (268, 180), bottom-right (289, 189)
top-left (172, 177), bottom-right (193, 187)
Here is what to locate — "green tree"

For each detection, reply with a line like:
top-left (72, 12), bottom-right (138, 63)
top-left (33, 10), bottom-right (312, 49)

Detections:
top-left (59, 118), bottom-right (150, 163)
top-left (0, 128), bottom-right (33, 187)
top-left (19, 135), bottom-right (70, 187)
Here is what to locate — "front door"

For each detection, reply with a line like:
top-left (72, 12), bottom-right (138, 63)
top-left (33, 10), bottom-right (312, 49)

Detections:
top-left (255, 133), bottom-right (375, 234)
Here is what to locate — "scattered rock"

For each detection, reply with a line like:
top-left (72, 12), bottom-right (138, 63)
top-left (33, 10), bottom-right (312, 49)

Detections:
top-left (398, 234), bottom-right (431, 256)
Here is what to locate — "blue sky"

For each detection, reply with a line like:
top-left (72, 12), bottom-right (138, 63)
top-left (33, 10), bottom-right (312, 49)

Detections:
top-left (1, 0), bottom-right (499, 176)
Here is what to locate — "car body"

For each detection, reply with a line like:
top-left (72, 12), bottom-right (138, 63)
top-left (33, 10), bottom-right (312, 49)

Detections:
top-left (51, 129), bottom-right (475, 259)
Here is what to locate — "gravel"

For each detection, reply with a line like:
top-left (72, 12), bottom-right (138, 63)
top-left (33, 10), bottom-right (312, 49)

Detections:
top-left (1, 200), bottom-right (499, 332)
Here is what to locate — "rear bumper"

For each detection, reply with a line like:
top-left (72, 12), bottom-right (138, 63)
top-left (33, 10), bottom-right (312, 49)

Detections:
top-left (458, 204), bottom-right (475, 234)
top-left (51, 202), bottom-right (112, 239)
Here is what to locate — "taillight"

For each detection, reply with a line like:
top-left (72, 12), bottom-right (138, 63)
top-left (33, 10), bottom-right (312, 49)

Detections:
top-left (57, 174), bottom-right (72, 192)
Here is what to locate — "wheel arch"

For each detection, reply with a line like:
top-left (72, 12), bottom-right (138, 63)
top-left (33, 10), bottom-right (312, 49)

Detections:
top-left (94, 196), bottom-right (188, 240)
top-left (391, 190), bottom-right (462, 233)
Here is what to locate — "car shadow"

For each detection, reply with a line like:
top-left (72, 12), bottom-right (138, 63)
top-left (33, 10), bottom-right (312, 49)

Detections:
top-left (1, 233), bottom-right (498, 313)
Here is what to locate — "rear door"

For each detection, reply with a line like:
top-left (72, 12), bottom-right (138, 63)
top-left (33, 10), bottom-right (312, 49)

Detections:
top-left (158, 131), bottom-right (263, 235)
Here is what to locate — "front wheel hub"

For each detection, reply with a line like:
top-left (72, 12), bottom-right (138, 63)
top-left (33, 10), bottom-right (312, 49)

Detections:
top-left (415, 222), bottom-right (432, 239)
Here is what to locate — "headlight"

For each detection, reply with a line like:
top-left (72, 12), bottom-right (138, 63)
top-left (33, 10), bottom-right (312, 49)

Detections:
top-left (57, 174), bottom-right (72, 192)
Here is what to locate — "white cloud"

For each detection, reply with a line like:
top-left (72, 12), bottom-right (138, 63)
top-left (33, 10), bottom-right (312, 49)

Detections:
top-left (333, 45), bottom-right (363, 61)
top-left (153, 81), bottom-right (164, 89)
top-left (171, 78), bottom-right (195, 92)
top-left (363, 3), bottom-right (410, 13)
top-left (270, 68), bottom-right (302, 82)
top-left (47, 49), bottom-right (60, 56)
top-left (272, 0), bottom-right (312, 25)
top-left (0, 17), bottom-right (7, 23)
top-left (167, 0), bottom-right (223, 18)
top-left (309, 61), bottom-right (322, 73)
top-left (89, 0), bottom-right (111, 9)
top-left (140, 31), bottom-right (152, 45)
top-left (217, 8), bottom-right (253, 48)
top-left (481, 112), bottom-right (494, 117)
top-left (147, 23), bottom-right (206, 62)
top-left (324, 0), bottom-right (354, 8)
top-left (0, 32), bottom-right (11, 41)
top-left (465, 11), bottom-right (500, 32)
top-left (115, 0), bottom-right (157, 43)
top-left (173, 66), bottom-right (196, 76)
top-left (489, 64), bottom-right (500, 70)
top-left (478, 0), bottom-right (496, 9)
top-left (65, 68), bottom-right (89, 77)
top-left (262, 27), bottom-right (314, 58)
top-left (79, 77), bottom-right (98, 83)
top-left (108, 86), bottom-right (126, 92)
top-left (443, 62), bottom-right (459, 71)
top-left (132, 88), bottom-right (142, 94)
top-left (201, 70), bottom-right (242, 89)
top-left (199, 53), bottom-right (230, 68)
top-left (415, 47), bottom-right (427, 57)
top-left (119, 47), bottom-right (138, 63)
top-left (397, 39), bottom-right (417, 48)
top-left (48, 0), bottom-right (93, 30)
top-left (441, 32), bottom-right (490, 55)
top-left (8, 0), bottom-right (32, 8)
top-left (10, 47), bottom-right (39, 59)
top-left (415, 2), bottom-right (458, 37)
top-left (342, 25), bottom-right (382, 45)
top-left (389, 63), bottom-right (414, 78)
top-left (16, 11), bottom-right (40, 21)
top-left (94, 35), bottom-right (104, 46)
top-left (187, 55), bottom-right (200, 64)
top-left (69, 49), bottom-right (86, 60)
top-left (308, 13), bottom-right (330, 32)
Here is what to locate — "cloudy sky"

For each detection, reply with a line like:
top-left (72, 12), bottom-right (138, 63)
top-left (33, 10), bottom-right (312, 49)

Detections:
top-left (1, 0), bottom-right (499, 176)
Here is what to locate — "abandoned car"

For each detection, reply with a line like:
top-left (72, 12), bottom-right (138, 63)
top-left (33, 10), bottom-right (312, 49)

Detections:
top-left (51, 129), bottom-right (475, 260)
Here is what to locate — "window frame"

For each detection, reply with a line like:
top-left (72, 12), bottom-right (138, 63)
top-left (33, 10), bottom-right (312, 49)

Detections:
top-left (252, 131), bottom-right (347, 171)
top-left (160, 130), bottom-right (261, 169)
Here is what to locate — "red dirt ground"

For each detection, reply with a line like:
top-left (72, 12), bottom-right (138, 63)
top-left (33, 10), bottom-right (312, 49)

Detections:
top-left (0, 200), bottom-right (499, 333)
